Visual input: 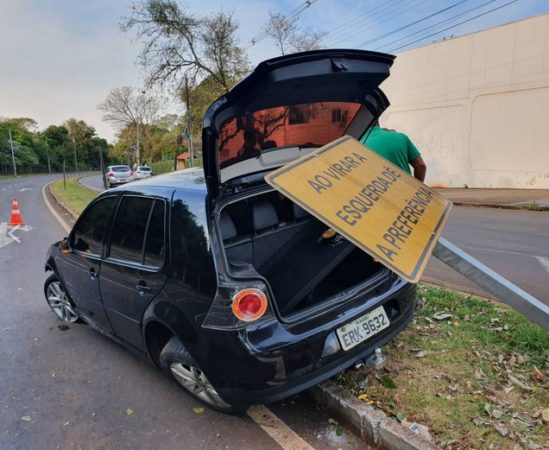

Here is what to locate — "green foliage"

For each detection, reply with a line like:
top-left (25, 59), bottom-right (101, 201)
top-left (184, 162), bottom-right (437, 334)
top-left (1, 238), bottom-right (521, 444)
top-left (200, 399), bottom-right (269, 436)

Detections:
top-left (0, 117), bottom-right (108, 174)
top-left (149, 160), bottom-right (174, 175)
top-left (187, 74), bottom-right (233, 140)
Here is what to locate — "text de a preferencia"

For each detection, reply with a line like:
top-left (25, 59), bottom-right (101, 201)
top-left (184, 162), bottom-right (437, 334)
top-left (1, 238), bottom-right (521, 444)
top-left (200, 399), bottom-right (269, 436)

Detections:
top-left (306, 151), bottom-right (435, 262)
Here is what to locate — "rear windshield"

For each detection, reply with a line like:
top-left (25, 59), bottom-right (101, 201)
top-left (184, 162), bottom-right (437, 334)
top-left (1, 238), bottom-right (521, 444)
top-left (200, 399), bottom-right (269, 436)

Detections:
top-left (138, 167), bottom-right (151, 171)
top-left (112, 166), bottom-right (131, 172)
top-left (218, 102), bottom-right (361, 168)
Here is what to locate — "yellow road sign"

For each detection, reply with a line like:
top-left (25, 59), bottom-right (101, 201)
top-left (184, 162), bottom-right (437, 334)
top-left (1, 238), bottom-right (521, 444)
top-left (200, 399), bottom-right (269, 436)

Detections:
top-left (265, 135), bottom-right (452, 283)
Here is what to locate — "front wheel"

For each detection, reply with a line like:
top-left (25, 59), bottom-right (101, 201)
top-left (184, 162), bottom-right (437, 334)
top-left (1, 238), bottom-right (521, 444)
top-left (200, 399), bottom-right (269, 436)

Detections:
top-left (159, 337), bottom-right (236, 413)
top-left (44, 274), bottom-right (80, 323)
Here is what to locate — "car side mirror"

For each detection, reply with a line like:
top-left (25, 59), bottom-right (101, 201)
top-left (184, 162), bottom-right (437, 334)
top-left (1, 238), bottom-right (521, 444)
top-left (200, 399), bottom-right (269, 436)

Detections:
top-left (59, 237), bottom-right (71, 254)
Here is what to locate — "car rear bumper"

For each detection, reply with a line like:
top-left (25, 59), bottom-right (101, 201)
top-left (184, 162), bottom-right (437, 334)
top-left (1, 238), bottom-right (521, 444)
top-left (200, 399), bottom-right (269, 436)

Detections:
top-left (202, 280), bottom-right (416, 407)
top-left (107, 177), bottom-right (132, 184)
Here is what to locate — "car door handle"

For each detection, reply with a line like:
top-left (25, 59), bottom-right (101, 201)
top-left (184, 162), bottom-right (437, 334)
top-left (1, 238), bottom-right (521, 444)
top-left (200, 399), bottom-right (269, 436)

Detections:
top-left (89, 268), bottom-right (98, 281)
top-left (136, 282), bottom-right (151, 296)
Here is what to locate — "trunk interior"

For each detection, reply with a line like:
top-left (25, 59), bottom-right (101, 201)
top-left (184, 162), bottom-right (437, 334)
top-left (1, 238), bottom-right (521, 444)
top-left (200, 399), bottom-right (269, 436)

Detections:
top-left (220, 190), bottom-right (385, 316)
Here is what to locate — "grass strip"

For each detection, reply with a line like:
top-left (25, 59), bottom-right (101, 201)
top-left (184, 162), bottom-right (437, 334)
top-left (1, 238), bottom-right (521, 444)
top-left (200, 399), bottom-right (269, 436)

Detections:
top-left (336, 284), bottom-right (548, 449)
top-left (50, 176), bottom-right (98, 215)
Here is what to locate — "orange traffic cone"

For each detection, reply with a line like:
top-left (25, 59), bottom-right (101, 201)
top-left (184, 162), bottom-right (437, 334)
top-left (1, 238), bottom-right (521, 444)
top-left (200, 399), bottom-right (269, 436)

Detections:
top-left (9, 198), bottom-right (25, 226)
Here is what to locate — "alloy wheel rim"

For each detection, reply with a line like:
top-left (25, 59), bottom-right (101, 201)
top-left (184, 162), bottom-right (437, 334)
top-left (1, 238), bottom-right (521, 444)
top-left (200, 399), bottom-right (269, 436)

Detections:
top-left (46, 281), bottom-right (79, 323)
top-left (170, 362), bottom-right (231, 408)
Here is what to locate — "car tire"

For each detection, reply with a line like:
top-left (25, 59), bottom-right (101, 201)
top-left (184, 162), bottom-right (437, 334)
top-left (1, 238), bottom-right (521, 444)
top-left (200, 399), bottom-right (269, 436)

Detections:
top-left (159, 337), bottom-right (237, 413)
top-left (44, 274), bottom-right (81, 323)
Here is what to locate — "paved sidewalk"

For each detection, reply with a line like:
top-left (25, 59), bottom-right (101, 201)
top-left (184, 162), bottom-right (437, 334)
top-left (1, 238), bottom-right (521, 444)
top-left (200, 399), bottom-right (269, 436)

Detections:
top-left (435, 188), bottom-right (549, 209)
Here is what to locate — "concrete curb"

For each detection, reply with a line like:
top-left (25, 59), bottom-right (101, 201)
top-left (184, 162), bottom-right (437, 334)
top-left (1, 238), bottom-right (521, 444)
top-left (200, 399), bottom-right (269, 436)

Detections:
top-left (451, 201), bottom-right (549, 212)
top-left (77, 176), bottom-right (103, 192)
top-left (311, 381), bottom-right (440, 450)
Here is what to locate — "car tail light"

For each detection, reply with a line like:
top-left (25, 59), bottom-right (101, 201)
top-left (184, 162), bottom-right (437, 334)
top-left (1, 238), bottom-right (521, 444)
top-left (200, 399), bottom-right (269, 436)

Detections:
top-left (108, 172), bottom-right (114, 177)
top-left (232, 289), bottom-right (268, 322)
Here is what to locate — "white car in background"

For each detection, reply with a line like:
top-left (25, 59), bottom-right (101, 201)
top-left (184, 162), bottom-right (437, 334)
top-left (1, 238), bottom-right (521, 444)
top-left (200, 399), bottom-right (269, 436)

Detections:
top-left (105, 165), bottom-right (133, 188)
top-left (133, 166), bottom-right (153, 180)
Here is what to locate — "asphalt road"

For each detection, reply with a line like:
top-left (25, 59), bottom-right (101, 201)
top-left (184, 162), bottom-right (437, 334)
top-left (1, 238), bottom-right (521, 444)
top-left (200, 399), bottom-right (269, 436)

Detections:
top-left (423, 206), bottom-right (549, 304)
top-left (0, 175), bottom-right (365, 450)
top-left (81, 174), bottom-right (549, 304)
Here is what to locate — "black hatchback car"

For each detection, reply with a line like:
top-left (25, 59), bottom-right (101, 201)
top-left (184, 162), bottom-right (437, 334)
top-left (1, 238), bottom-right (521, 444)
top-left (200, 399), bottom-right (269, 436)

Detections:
top-left (45, 50), bottom-right (416, 412)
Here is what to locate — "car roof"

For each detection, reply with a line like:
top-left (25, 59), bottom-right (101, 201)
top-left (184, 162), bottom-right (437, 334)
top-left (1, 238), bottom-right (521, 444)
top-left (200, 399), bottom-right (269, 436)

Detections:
top-left (109, 167), bottom-right (206, 194)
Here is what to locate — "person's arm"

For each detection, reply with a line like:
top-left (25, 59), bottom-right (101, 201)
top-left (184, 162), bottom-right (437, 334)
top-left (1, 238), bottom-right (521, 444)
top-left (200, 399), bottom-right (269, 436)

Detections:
top-left (410, 156), bottom-right (427, 182)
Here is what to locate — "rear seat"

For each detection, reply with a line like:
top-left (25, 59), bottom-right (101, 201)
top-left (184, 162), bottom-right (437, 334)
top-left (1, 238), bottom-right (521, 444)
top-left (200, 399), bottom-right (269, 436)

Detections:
top-left (292, 203), bottom-right (310, 222)
top-left (251, 201), bottom-right (282, 268)
top-left (222, 200), bottom-right (316, 271)
top-left (220, 213), bottom-right (252, 263)
top-left (252, 201), bottom-right (280, 235)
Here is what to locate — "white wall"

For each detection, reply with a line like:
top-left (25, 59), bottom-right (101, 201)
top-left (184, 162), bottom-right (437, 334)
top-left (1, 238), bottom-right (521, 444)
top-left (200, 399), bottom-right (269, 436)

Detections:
top-left (380, 13), bottom-right (549, 188)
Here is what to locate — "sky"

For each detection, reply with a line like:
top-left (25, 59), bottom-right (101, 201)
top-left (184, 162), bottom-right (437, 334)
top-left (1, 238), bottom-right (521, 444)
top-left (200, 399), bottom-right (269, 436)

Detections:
top-left (0, 0), bottom-right (547, 142)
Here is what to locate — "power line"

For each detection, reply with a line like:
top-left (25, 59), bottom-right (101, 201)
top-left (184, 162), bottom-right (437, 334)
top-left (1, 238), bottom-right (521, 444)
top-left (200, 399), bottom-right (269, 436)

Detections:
top-left (248, 0), bottom-right (319, 48)
top-left (327, 0), bottom-right (427, 47)
top-left (387, 0), bottom-right (520, 52)
top-left (355, 0), bottom-right (473, 48)
top-left (373, 0), bottom-right (499, 51)
top-left (326, 0), bottom-right (408, 42)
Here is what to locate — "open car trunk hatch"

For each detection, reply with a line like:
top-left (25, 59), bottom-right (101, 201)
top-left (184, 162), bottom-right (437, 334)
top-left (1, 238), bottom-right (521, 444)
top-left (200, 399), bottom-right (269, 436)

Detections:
top-left (202, 49), bottom-right (395, 195)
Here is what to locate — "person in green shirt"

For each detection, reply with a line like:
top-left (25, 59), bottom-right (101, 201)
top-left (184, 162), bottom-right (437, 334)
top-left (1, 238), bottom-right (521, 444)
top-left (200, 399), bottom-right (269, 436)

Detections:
top-left (360, 121), bottom-right (427, 182)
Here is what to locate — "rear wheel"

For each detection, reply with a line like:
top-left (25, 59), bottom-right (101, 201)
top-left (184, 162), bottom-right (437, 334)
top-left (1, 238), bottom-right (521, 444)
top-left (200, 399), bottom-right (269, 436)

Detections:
top-left (44, 274), bottom-right (80, 323)
top-left (159, 337), bottom-right (236, 413)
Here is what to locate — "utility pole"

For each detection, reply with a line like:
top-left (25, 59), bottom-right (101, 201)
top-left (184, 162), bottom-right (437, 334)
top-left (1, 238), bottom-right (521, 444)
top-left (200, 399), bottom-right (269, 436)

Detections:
top-left (62, 159), bottom-right (66, 190)
top-left (8, 129), bottom-right (17, 177)
top-left (72, 137), bottom-right (78, 173)
top-left (98, 147), bottom-right (107, 189)
top-left (184, 76), bottom-right (194, 167)
top-left (135, 121), bottom-right (141, 167)
top-left (46, 145), bottom-right (51, 173)
top-left (43, 136), bottom-right (52, 174)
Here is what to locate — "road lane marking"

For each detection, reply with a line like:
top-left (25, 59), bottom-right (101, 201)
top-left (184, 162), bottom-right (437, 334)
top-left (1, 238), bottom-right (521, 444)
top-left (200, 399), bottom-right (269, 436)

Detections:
top-left (247, 405), bottom-right (314, 450)
top-left (8, 225), bottom-right (21, 243)
top-left (0, 222), bottom-right (32, 248)
top-left (0, 223), bottom-right (8, 248)
top-left (536, 256), bottom-right (549, 275)
top-left (42, 182), bottom-right (71, 233)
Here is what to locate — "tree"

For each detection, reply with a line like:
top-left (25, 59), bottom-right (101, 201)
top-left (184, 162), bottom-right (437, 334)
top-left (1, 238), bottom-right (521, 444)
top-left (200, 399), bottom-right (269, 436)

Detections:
top-left (265, 12), bottom-right (297, 56)
top-left (0, 117), bottom-right (108, 174)
top-left (98, 87), bottom-right (164, 129)
top-left (98, 87), bottom-right (165, 165)
top-left (292, 28), bottom-right (327, 52)
top-left (42, 125), bottom-right (72, 170)
top-left (121, 1), bottom-right (249, 92)
top-left (65, 118), bottom-right (96, 171)
top-left (264, 11), bottom-right (326, 55)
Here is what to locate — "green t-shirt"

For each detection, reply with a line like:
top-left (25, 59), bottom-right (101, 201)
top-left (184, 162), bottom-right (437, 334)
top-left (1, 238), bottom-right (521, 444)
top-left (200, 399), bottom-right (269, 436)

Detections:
top-left (360, 126), bottom-right (421, 174)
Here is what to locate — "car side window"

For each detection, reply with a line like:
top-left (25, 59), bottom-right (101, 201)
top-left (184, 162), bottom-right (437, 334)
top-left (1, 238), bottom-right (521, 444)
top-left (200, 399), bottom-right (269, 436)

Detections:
top-left (72, 196), bottom-right (117, 255)
top-left (108, 196), bottom-right (166, 267)
top-left (143, 200), bottom-right (165, 267)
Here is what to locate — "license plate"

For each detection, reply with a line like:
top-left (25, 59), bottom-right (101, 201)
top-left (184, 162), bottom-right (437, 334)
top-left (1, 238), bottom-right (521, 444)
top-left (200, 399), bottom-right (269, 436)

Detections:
top-left (336, 306), bottom-right (390, 351)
